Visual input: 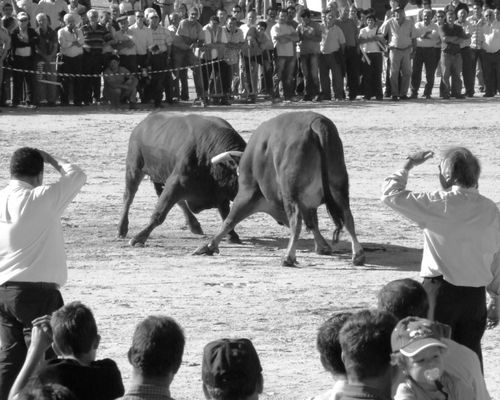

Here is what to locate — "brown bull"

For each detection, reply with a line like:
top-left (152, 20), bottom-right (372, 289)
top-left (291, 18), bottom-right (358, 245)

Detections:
top-left (117, 113), bottom-right (245, 246)
top-left (194, 112), bottom-right (365, 266)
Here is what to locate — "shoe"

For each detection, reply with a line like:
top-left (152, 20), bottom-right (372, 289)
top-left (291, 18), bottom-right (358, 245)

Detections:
top-left (410, 93), bottom-right (418, 99)
top-left (363, 96), bottom-right (371, 101)
top-left (129, 102), bottom-right (138, 110)
top-left (384, 92), bottom-right (391, 98)
top-left (375, 96), bottom-right (383, 101)
top-left (399, 95), bottom-right (409, 100)
top-left (454, 94), bottom-right (465, 99)
top-left (483, 93), bottom-right (494, 98)
top-left (154, 102), bottom-right (163, 108)
top-left (425, 95), bottom-right (432, 99)
top-left (302, 95), bottom-right (312, 102)
top-left (392, 96), bottom-right (399, 101)
top-left (479, 86), bottom-right (484, 93)
top-left (442, 95), bottom-right (450, 100)
top-left (312, 95), bottom-right (321, 102)
top-left (220, 98), bottom-right (231, 106)
top-left (466, 93), bottom-right (474, 98)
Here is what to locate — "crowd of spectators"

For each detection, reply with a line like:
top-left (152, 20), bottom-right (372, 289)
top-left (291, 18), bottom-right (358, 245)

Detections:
top-left (0, 0), bottom-right (499, 109)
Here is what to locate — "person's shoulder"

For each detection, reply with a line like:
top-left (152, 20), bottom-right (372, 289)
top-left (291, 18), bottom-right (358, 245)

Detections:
top-left (91, 358), bottom-right (121, 370)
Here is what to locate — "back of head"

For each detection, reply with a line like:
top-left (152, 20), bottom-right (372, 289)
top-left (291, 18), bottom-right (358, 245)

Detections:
top-left (10, 147), bottom-right (44, 179)
top-left (316, 312), bottom-right (352, 376)
top-left (202, 338), bottom-right (263, 400)
top-left (51, 302), bottom-right (98, 357)
top-left (128, 316), bottom-right (185, 377)
top-left (339, 310), bottom-right (397, 381)
top-left (377, 279), bottom-right (429, 320)
top-left (440, 147), bottom-right (481, 188)
top-left (17, 382), bottom-right (78, 400)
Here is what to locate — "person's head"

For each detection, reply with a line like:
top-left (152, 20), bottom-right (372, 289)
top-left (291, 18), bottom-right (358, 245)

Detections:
top-left (436, 9), bottom-right (445, 23)
top-left (394, 7), bottom-right (405, 22)
top-left (188, 7), bottom-right (199, 21)
top-left (457, 7), bottom-right (468, 20)
top-left (110, 4), bottom-right (120, 19)
top-left (445, 6), bottom-right (456, 22)
top-left (391, 317), bottom-right (448, 389)
top-left (209, 15), bottom-right (219, 28)
top-left (64, 13), bottom-right (76, 29)
top-left (324, 10), bottom-right (336, 26)
top-left (349, 5), bottom-right (358, 20)
top-left (286, 5), bottom-right (296, 21)
top-left (278, 9), bottom-right (288, 23)
top-left (99, 10), bottom-right (111, 24)
top-left (266, 7), bottom-right (276, 20)
top-left (17, 11), bottom-right (29, 28)
top-left (389, 0), bottom-right (400, 10)
top-left (50, 302), bottom-right (100, 360)
top-left (169, 11), bottom-right (181, 26)
top-left (246, 9), bottom-right (257, 25)
top-left (202, 338), bottom-right (263, 400)
top-left (135, 10), bottom-right (145, 25)
top-left (17, 382), bottom-right (77, 400)
top-left (69, 0), bottom-right (79, 8)
top-left (36, 13), bottom-right (49, 29)
top-left (87, 8), bottom-right (99, 24)
top-left (339, 310), bottom-right (397, 383)
top-left (422, 0), bottom-right (432, 8)
top-left (483, 8), bottom-right (494, 21)
top-left (472, 2), bottom-right (483, 17)
top-left (377, 278), bottom-right (429, 320)
top-left (439, 146), bottom-right (481, 189)
top-left (300, 8), bottom-right (311, 23)
top-left (216, 8), bottom-right (227, 24)
top-left (147, 11), bottom-right (160, 28)
top-left (495, 6), bottom-right (500, 20)
top-left (2, 2), bottom-right (13, 17)
top-left (422, 8), bottom-right (433, 23)
top-left (128, 316), bottom-right (185, 380)
top-left (256, 20), bottom-right (267, 33)
top-left (10, 147), bottom-right (44, 185)
top-left (366, 13), bottom-right (376, 27)
top-left (316, 312), bottom-right (352, 377)
top-left (226, 16), bottom-right (237, 30)
top-left (232, 5), bottom-right (242, 20)
top-left (117, 14), bottom-right (129, 29)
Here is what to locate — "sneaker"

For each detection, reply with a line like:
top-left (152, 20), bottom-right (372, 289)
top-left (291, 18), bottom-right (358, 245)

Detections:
top-left (392, 96), bottom-right (399, 101)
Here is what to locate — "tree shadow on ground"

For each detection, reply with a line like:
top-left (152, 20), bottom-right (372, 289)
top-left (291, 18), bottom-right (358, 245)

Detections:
top-left (247, 236), bottom-right (421, 272)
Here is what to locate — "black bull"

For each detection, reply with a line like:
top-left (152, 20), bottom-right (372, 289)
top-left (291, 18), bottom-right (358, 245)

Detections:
top-left (194, 112), bottom-right (365, 266)
top-left (117, 113), bottom-right (246, 245)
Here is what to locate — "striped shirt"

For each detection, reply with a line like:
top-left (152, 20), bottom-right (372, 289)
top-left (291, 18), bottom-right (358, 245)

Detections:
top-left (82, 23), bottom-right (112, 52)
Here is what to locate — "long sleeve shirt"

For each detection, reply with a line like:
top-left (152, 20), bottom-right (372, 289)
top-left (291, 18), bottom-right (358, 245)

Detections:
top-left (0, 163), bottom-right (86, 286)
top-left (58, 26), bottom-right (84, 57)
top-left (381, 169), bottom-right (500, 297)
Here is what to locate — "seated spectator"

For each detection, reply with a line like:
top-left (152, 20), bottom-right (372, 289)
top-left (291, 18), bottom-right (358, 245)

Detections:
top-left (338, 310), bottom-right (397, 400)
top-left (16, 382), bottom-right (77, 400)
top-left (202, 338), bottom-right (263, 400)
top-left (8, 301), bottom-right (124, 400)
top-left (103, 54), bottom-right (138, 108)
top-left (308, 312), bottom-right (352, 400)
top-left (121, 316), bottom-right (185, 399)
top-left (391, 317), bottom-right (474, 400)
top-left (377, 278), bottom-right (490, 400)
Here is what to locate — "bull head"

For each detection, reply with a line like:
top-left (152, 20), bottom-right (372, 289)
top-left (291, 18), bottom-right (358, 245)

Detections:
top-left (211, 151), bottom-right (244, 175)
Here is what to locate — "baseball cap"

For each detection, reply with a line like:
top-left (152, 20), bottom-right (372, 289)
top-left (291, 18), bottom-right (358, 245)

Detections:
top-left (202, 338), bottom-right (262, 390)
top-left (391, 317), bottom-right (447, 357)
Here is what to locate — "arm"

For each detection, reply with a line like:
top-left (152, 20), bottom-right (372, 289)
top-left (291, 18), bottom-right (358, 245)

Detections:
top-left (7, 316), bottom-right (53, 400)
top-left (487, 251), bottom-right (500, 329)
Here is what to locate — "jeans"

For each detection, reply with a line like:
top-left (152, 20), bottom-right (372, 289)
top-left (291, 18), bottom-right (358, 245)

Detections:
top-left (59, 54), bottom-right (83, 105)
top-left (172, 46), bottom-right (203, 99)
top-left (12, 55), bottom-right (34, 105)
top-left (483, 49), bottom-right (500, 96)
top-left (460, 46), bottom-right (475, 96)
top-left (441, 51), bottom-right (463, 97)
top-left (319, 51), bottom-right (344, 99)
top-left (389, 47), bottom-right (411, 97)
top-left (273, 55), bottom-right (296, 99)
top-left (410, 47), bottom-right (439, 96)
top-left (344, 46), bottom-right (360, 99)
top-left (300, 52), bottom-right (320, 97)
top-left (0, 282), bottom-right (64, 400)
top-left (82, 50), bottom-right (104, 103)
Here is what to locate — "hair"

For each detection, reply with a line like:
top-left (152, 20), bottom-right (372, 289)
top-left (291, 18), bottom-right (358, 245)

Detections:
top-left (377, 279), bottom-right (429, 320)
top-left (10, 147), bottom-right (44, 179)
top-left (51, 302), bottom-right (99, 357)
top-left (339, 310), bottom-right (397, 380)
top-left (286, 5), bottom-right (296, 12)
top-left (17, 382), bottom-right (78, 400)
top-left (366, 13), bottom-right (376, 20)
top-left (436, 9), bottom-right (445, 16)
top-left (128, 316), bottom-right (185, 377)
top-left (209, 15), bottom-right (219, 22)
top-left (87, 8), bottom-right (98, 18)
top-left (441, 147), bottom-right (481, 188)
top-left (316, 312), bottom-right (352, 375)
top-left (257, 20), bottom-right (267, 29)
top-left (300, 8), bottom-right (311, 18)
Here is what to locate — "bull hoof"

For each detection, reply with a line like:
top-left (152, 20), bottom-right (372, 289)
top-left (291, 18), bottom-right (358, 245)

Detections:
top-left (129, 238), bottom-right (145, 247)
top-left (227, 233), bottom-right (242, 244)
top-left (281, 257), bottom-right (299, 268)
top-left (189, 224), bottom-right (204, 235)
top-left (352, 250), bottom-right (366, 266)
top-left (117, 234), bottom-right (127, 240)
top-left (192, 244), bottom-right (219, 256)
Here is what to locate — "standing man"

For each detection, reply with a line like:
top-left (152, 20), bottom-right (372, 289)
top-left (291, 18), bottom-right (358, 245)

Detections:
top-left (337, 6), bottom-right (360, 100)
top-left (380, 7), bottom-right (416, 100)
top-left (410, 8), bottom-right (440, 99)
top-left (456, 8), bottom-right (475, 97)
top-left (467, 2), bottom-right (486, 93)
top-left (0, 147), bottom-right (86, 400)
top-left (34, 12), bottom-right (58, 107)
top-left (482, 7), bottom-right (500, 97)
top-left (381, 148), bottom-right (500, 366)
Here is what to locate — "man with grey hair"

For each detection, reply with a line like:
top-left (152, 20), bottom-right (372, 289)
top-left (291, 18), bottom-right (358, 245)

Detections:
top-left (381, 148), bottom-right (500, 367)
top-left (34, 13), bottom-right (57, 106)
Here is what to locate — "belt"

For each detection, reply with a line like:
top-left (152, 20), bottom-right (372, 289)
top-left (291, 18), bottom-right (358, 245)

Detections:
top-left (0, 281), bottom-right (59, 290)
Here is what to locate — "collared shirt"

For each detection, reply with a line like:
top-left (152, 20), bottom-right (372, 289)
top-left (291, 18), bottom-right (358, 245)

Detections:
top-left (414, 21), bottom-right (440, 48)
top-left (359, 25), bottom-right (383, 53)
top-left (224, 26), bottom-right (244, 64)
top-left (130, 23), bottom-right (153, 55)
top-left (82, 23), bottom-right (112, 52)
top-left (114, 28), bottom-right (137, 56)
top-left (149, 25), bottom-right (172, 54)
top-left (58, 26), bottom-right (84, 57)
top-left (320, 23), bottom-right (345, 54)
top-left (381, 169), bottom-right (500, 296)
top-left (120, 384), bottom-right (174, 400)
top-left (0, 163), bottom-right (86, 286)
top-left (483, 20), bottom-right (500, 53)
top-left (174, 18), bottom-right (203, 50)
top-left (297, 20), bottom-right (322, 54)
top-left (466, 15), bottom-right (486, 49)
top-left (381, 17), bottom-right (416, 49)
top-left (337, 18), bottom-right (358, 47)
top-left (456, 20), bottom-right (472, 47)
top-left (271, 22), bottom-right (296, 57)
top-left (339, 383), bottom-right (391, 400)
top-left (201, 24), bottom-right (226, 59)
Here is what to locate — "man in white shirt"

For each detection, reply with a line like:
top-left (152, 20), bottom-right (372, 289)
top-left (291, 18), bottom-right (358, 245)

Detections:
top-left (0, 147), bottom-right (86, 400)
top-left (482, 7), bottom-right (500, 97)
top-left (381, 148), bottom-right (500, 367)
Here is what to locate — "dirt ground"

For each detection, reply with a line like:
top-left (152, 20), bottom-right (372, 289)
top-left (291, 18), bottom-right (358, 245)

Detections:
top-left (1, 99), bottom-right (499, 400)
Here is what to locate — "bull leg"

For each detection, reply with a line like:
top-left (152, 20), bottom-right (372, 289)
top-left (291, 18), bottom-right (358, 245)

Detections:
top-left (178, 201), bottom-right (203, 235)
top-left (304, 209), bottom-right (333, 256)
top-left (130, 176), bottom-right (184, 247)
top-left (154, 182), bottom-right (203, 235)
top-left (217, 200), bottom-right (240, 244)
top-left (193, 188), bottom-right (263, 256)
top-left (117, 167), bottom-right (145, 238)
top-left (282, 201), bottom-right (302, 267)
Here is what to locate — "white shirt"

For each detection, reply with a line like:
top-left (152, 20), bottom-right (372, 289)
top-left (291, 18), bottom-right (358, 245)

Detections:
top-left (0, 163), bottom-right (86, 286)
top-left (321, 24), bottom-right (346, 54)
top-left (381, 169), bottom-right (500, 296)
top-left (58, 26), bottom-right (85, 57)
top-left (271, 22), bottom-right (296, 57)
top-left (129, 23), bottom-right (153, 55)
top-left (359, 26), bottom-right (382, 53)
top-left (483, 20), bottom-right (500, 53)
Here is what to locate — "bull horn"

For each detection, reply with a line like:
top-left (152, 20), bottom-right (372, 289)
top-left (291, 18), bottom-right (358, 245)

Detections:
top-left (211, 151), bottom-right (243, 165)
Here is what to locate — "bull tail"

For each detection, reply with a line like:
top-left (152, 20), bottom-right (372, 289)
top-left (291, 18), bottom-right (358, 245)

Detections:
top-left (310, 118), bottom-right (345, 240)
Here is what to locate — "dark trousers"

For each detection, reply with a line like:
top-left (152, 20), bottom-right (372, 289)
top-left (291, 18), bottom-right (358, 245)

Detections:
top-left (12, 55), bottom-right (34, 105)
top-left (300, 52), bottom-right (320, 98)
top-left (344, 46), bottom-right (360, 99)
top-left (319, 51), bottom-right (344, 99)
top-left (149, 52), bottom-right (167, 106)
top-left (361, 52), bottom-right (383, 99)
top-left (220, 61), bottom-right (232, 96)
top-left (83, 50), bottom-right (104, 103)
top-left (0, 282), bottom-right (64, 400)
top-left (471, 48), bottom-right (484, 89)
top-left (483, 49), bottom-right (500, 96)
top-left (422, 277), bottom-right (486, 368)
top-left (411, 47), bottom-right (439, 96)
top-left (119, 54), bottom-right (137, 73)
top-left (460, 46), bottom-right (475, 96)
top-left (60, 54), bottom-right (83, 105)
top-left (273, 55), bottom-right (296, 99)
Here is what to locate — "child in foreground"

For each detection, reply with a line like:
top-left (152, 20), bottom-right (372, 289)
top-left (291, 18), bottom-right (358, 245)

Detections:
top-left (391, 317), bottom-right (475, 400)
